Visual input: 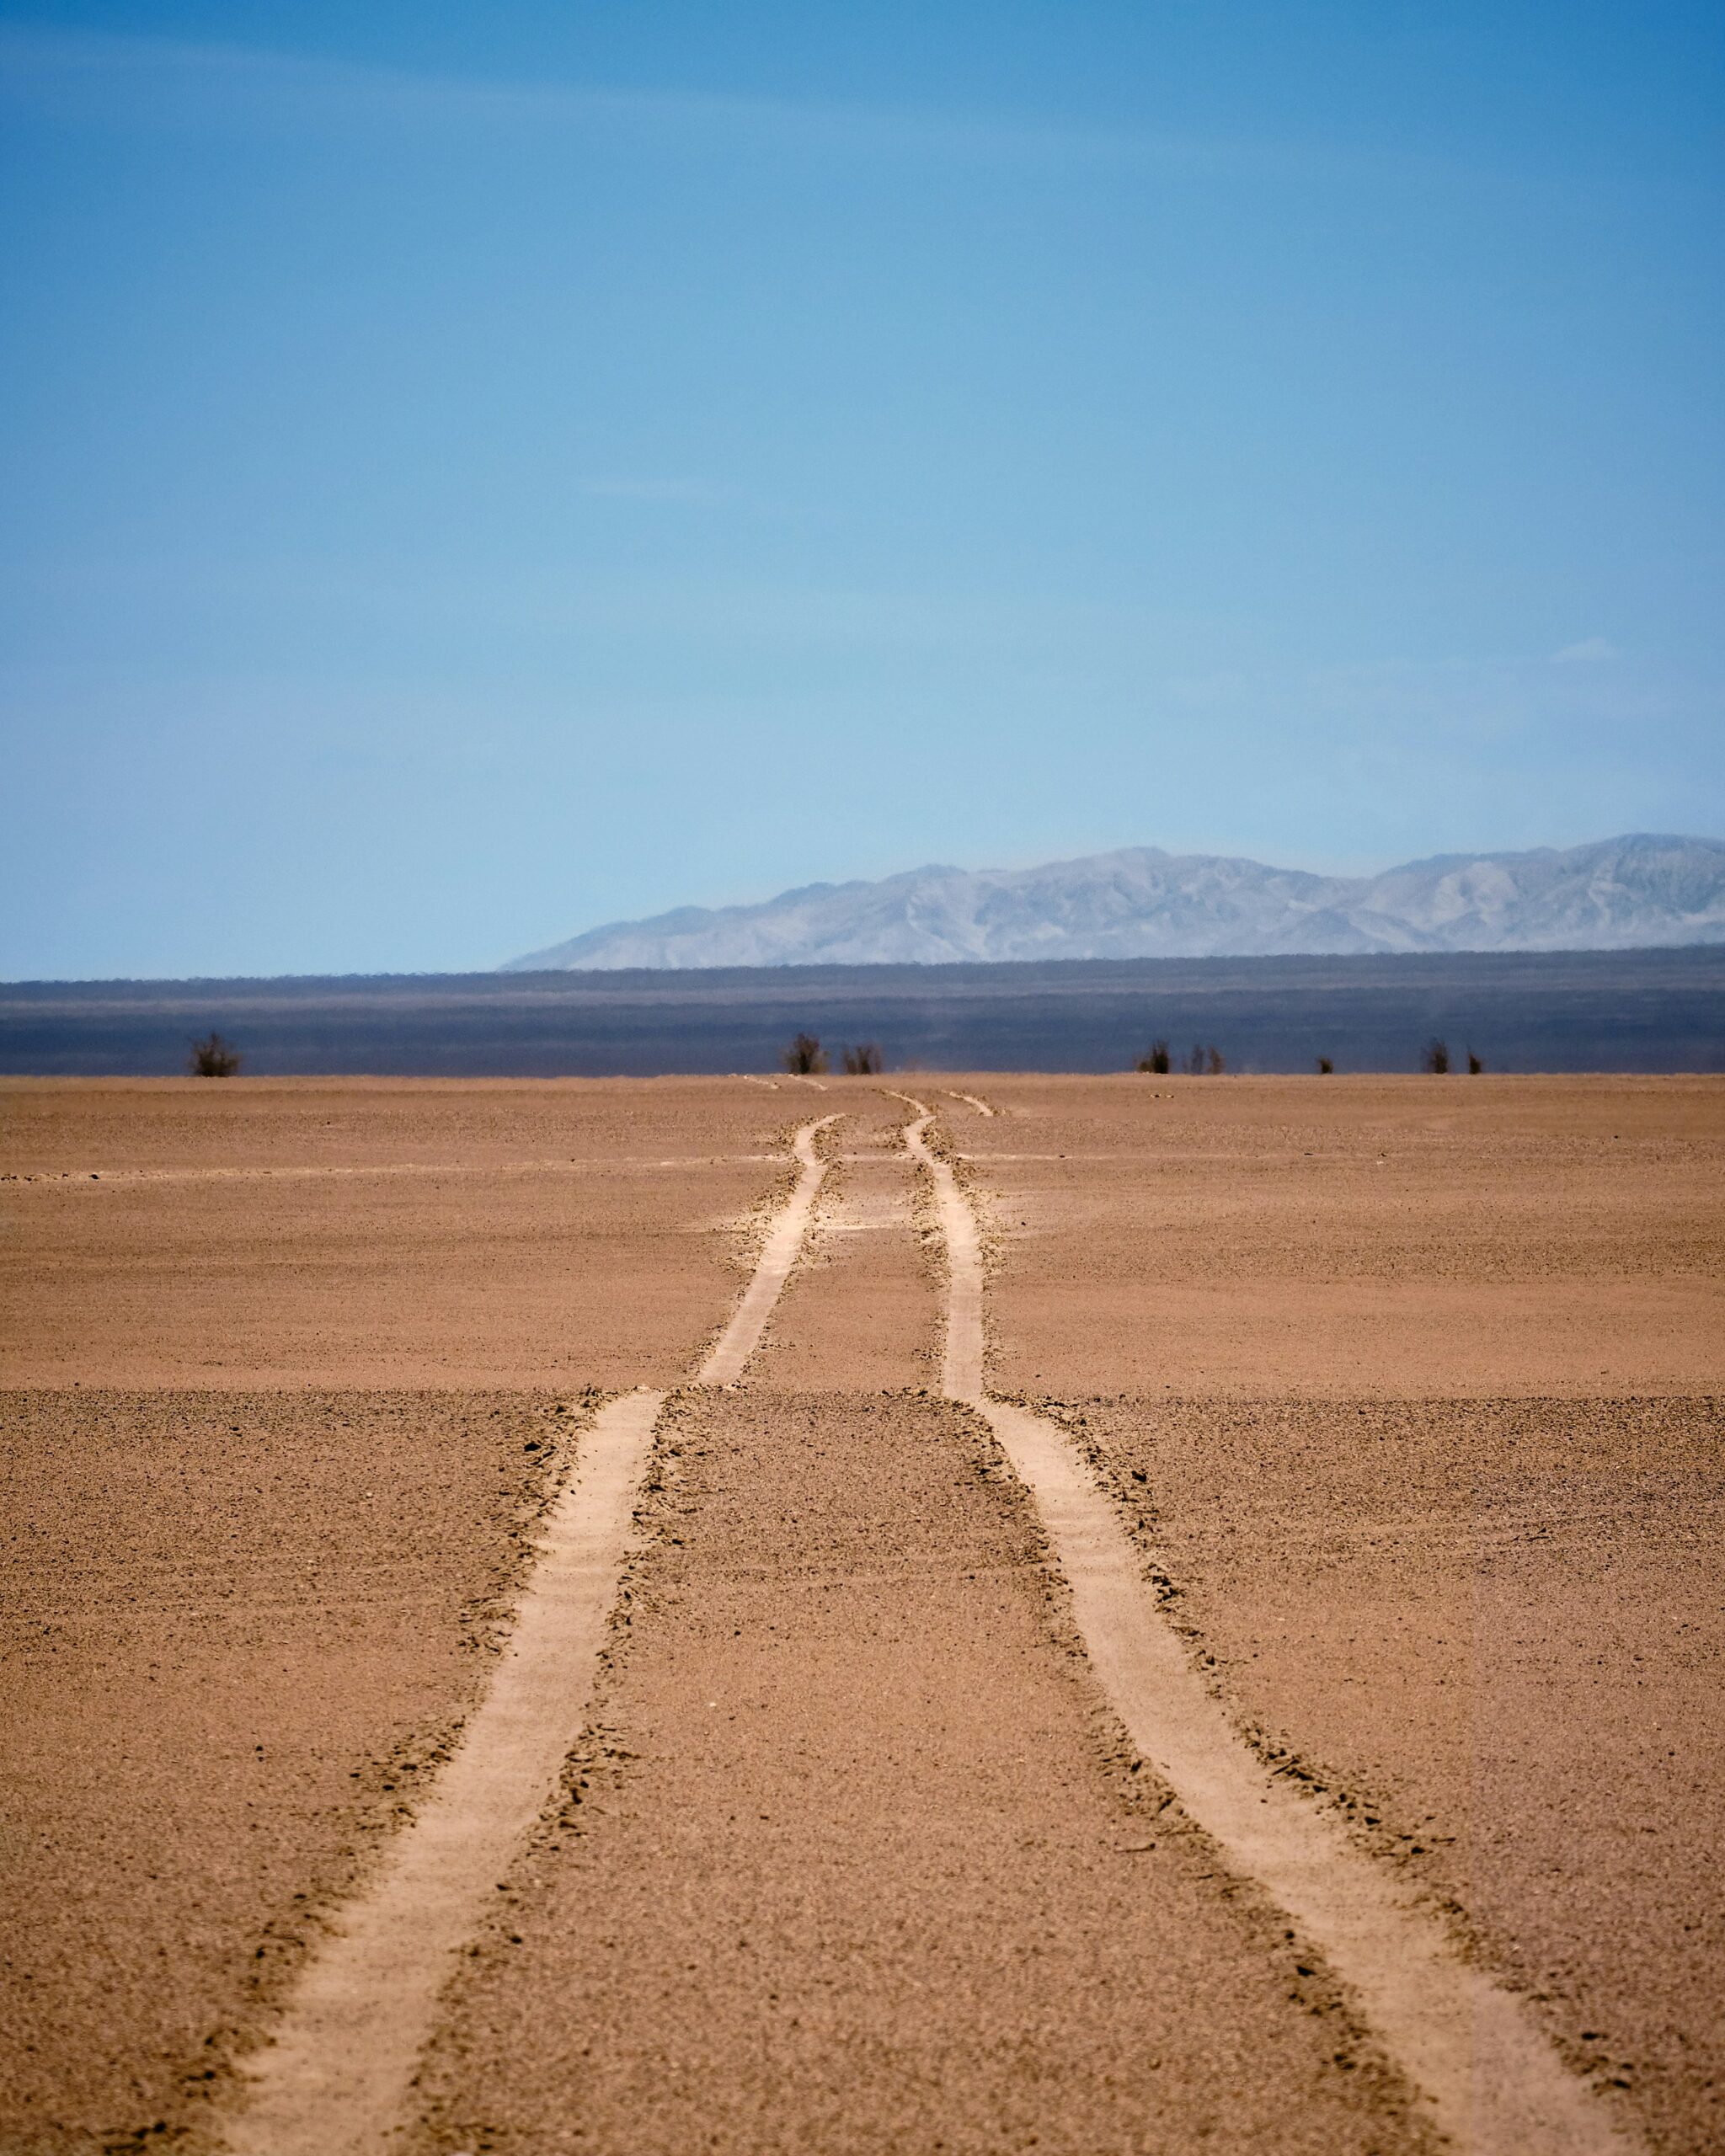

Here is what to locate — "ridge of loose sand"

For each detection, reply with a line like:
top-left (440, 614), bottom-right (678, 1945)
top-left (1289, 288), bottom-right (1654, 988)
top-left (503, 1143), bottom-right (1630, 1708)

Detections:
top-left (0, 1390), bottom-right (570, 2153)
top-left (221, 1390), bottom-right (666, 2156)
top-left (1065, 1390), bottom-right (1725, 2153)
top-left (903, 1097), bottom-right (1637, 2155)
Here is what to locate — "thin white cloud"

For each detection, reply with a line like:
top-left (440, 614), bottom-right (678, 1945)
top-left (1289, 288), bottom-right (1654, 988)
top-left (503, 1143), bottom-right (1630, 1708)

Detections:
top-left (0, 22), bottom-right (1236, 171)
top-left (0, 19), bottom-right (1614, 198)
top-left (1551, 638), bottom-right (1621, 664)
top-left (1, 14), bottom-right (1707, 259)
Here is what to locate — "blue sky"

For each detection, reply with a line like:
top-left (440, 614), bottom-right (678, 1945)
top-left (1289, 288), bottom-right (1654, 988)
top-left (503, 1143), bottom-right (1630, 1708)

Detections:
top-left (3, 1), bottom-right (1721, 977)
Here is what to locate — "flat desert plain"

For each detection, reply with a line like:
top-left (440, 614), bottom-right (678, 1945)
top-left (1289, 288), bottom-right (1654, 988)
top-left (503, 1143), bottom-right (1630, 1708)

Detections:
top-left (1, 1073), bottom-right (1719, 2154)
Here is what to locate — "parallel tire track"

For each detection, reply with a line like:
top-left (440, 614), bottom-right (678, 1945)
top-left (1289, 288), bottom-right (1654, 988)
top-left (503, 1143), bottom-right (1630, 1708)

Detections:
top-left (900, 1098), bottom-right (1636, 2156)
top-left (220, 1118), bottom-right (834, 2155)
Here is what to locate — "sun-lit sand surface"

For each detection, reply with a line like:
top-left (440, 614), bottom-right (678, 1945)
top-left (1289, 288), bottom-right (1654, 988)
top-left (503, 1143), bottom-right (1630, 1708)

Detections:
top-left (1, 1074), bottom-right (1718, 2152)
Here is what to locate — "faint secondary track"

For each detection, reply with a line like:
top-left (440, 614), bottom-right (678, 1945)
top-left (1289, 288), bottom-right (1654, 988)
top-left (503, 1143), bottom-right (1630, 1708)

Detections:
top-left (900, 1097), bottom-right (1637, 2156)
top-left (2, 1155), bottom-right (778, 1187)
top-left (220, 1118), bottom-right (835, 2156)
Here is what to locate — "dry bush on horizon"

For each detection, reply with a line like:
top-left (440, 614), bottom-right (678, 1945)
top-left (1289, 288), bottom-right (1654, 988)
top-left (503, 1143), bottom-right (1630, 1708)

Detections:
top-left (782, 1032), bottom-right (830, 1075)
top-left (188, 1032), bottom-right (243, 1077)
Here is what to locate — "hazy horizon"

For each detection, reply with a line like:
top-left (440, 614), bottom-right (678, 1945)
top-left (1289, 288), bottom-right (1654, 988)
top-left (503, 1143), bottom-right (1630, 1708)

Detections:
top-left (4, 830), bottom-right (1721, 982)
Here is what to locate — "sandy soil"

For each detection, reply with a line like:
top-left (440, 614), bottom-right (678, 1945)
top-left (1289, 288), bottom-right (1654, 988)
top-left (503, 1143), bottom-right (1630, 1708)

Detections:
top-left (0, 1080), bottom-right (807, 2150)
top-left (944, 1074), bottom-right (1724, 2153)
top-left (0, 1079), bottom-right (798, 1388)
top-left (3, 1073), bottom-right (1718, 2153)
top-left (0, 1388), bottom-right (568, 2152)
top-left (749, 1091), bottom-right (939, 1390)
top-left (409, 1391), bottom-right (1431, 2155)
top-left (956, 1075), bottom-right (1721, 1396)
top-left (1053, 1394), bottom-right (1725, 2154)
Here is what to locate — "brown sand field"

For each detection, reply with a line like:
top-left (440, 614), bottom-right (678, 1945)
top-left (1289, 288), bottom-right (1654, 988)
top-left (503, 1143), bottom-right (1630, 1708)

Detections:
top-left (0, 1078), bottom-right (801, 1388)
top-left (0, 1072), bottom-right (1719, 2153)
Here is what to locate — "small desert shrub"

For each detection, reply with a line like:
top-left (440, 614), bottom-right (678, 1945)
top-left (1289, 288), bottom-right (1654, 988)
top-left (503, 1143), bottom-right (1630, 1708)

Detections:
top-left (188, 1032), bottom-right (243, 1077)
top-left (1316, 1055), bottom-right (1334, 1075)
top-left (1136, 1039), bottom-right (1172, 1075)
top-left (1423, 1038), bottom-right (1450, 1075)
top-left (1466, 1049), bottom-right (1483, 1075)
top-left (781, 1032), bottom-right (830, 1075)
top-left (841, 1043), bottom-right (884, 1075)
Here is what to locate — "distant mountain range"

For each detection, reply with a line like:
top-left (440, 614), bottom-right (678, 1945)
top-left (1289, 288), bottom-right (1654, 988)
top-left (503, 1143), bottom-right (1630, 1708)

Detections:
top-left (504, 835), bottom-right (1725, 970)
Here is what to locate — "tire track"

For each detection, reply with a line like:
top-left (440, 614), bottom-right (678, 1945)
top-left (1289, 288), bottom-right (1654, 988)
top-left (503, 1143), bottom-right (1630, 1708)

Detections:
top-left (900, 1097), bottom-right (1637, 2156)
top-left (695, 1117), bottom-right (835, 1384)
top-left (2, 1155), bottom-right (777, 1188)
top-left (219, 1119), bottom-right (835, 2156)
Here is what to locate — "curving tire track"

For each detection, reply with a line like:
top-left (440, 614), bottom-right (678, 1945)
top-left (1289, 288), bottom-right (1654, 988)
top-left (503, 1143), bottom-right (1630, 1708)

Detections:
top-left (220, 1118), bottom-right (835, 2156)
top-left (695, 1117), bottom-right (835, 1385)
top-left (900, 1096), bottom-right (1637, 2156)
